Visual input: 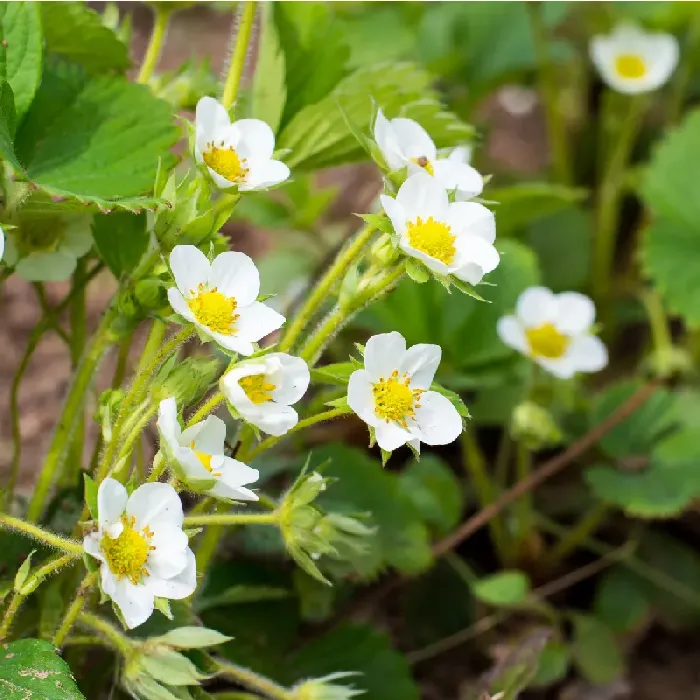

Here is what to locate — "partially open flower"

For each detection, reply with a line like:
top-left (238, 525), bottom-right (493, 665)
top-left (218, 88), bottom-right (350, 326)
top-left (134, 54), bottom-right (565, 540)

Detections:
top-left (167, 244), bottom-right (285, 356)
top-left (195, 96), bottom-right (290, 191)
top-left (497, 287), bottom-right (608, 379)
top-left (83, 479), bottom-right (196, 629)
top-left (374, 108), bottom-right (481, 200)
top-left (347, 331), bottom-right (463, 452)
top-left (590, 24), bottom-right (678, 94)
top-left (157, 397), bottom-right (259, 499)
top-left (221, 353), bottom-right (310, 437)
top-left (381, 172), bottom-right (499, 285)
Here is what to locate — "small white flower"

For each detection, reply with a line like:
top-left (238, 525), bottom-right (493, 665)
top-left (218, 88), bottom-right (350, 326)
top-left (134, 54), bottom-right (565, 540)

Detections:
top-left (194, 97), bottom-right (290, 191)
top-left (157, 397), bottom-right (259, 499)
top-left (497, 286), bottom-right (608, 379)
top-left (374, 108), bottom-right (482, 201)
top-left (221, 352), bottom-right (310, 437)
top-left (590, 24), bottom-right (678, 94)
top-left (347, 331), bottom-right (462, 452)
top-left (83, 479), bottom-right (196, 629)
top-left (3, 215), bottom-right (92, 282)
top-left (381, 172), bottom-right (499, 285)
top-left (167, 244), bottom-right (285, 356)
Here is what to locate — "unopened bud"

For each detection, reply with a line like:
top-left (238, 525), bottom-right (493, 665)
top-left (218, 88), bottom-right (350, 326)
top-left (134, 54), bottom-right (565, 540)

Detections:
top-left (645, 346), bottom-right (693, 380)
top-left (369, 233), bottom-right (398, 267)
top-left (292, 673), bottom-right (364, 700)
top-left (511, 401), bottom-right (561, 451)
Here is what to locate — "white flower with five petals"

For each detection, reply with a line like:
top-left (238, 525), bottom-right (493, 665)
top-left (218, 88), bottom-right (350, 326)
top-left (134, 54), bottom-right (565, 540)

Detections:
top-left (167, 245), bottom-right (285, 356)
top-left (347, 332), bottom-right (463, 452)
top-left (381, 172), bottom-right (499, 285)
top-left (590, 24), bottom-right (678, 95)
top-left (221, 353), bottom-right (310, 437)
top-left (83, 479), bottom-right (196, 629)
top-left (157, 397), bottom-right (259, 499)
top-left (195, 97), bottom-right (290, 191)
top-left (374, 108), bottom-right (482, 201)
top-left (497, 287), bottom-right (608, 379)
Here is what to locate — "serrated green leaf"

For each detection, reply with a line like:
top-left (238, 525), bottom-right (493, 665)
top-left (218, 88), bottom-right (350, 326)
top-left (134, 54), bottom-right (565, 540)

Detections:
top-left (359, 213), bottom-right (393, 234)
top-left (0, 79), bottom-right (19, 170)
top-left (0, 3), bottom-right (42, 119)
top-left (251, 4), bottom-right (286, 133)
top-left (571, 615), bottom-right (623, 685)
top-left (40, 3), bottom-right (130, 74)
top-left (0, 638), bottom-right (86, 698)
top-left (594, 567), bottom-right (650, 633)
top-left (473, 571), bottom-right (531, 607)
top-left (92, 211), bottom-right (149, 278)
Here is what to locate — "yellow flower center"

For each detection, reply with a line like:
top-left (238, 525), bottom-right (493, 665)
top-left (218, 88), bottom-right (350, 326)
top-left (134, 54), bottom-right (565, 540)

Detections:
top-left (101, 515), bottom-right (154, 585)
top-left (239, 373), bottom-right (276, 404)
top-left (525, 322), bottom-right (570, 359)
top-left (615, 54), bottom-right (646, 79)
top-left (406, 216), bottom-right (456, 265)
top-left (372, 369), bottom-right (423, 428)
top-left (411, 155), bottom-right (435, 176)
top-left (189, 442), bottom-right (222, 477)
top-left (187, 284), bottom-right (239, 335)
top-left (203, 144), bottom-right (249, 183)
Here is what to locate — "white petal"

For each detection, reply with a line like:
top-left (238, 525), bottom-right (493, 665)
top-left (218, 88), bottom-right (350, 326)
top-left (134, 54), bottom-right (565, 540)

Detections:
top-left (167, 287), bottom-right (196, 324)
top-left (172, 446), bottom-right (213, 481)
top-left (127, 483), bottom-right (183, 529)
top-left (149, 524), bottom-right (188, 553)
top-left (553, 292), bottom-right (596, 335)
top-left (207, 251), bottom-right (260, 306)
top-left (452, 234), bottom-right (500, 280)
top-left (396, 172), bottom-right (448, 222)
top-left (446, 201), bottom-right (496, 244)
top-left (241, 159), bottom-right (290, 191)
top-left (516, 286), bottom-right (558, 328)
top-left (157, 397), bottom-right (182, 447)
top-left (148, 548), bottom-right (188, 579)
top-left (414, 391), bottom-right (463, 445)
top-left (210, 480), bottom-right (259, 501)
top-left (246, 403), bottom-right (299, 436)
top-left (364, 332), bottom-right (405, 380)
top-left (110, 578), bottom-right (155, 629)
top-left (0, 227), bottom-right (4, 261)
top-left (374, 108), bottom-right (405, 170)
top-left (390, 117), bottom-right (436, 162)
top-left (375, 420), bottom-right (412, 451)
top-left (235, 302), bottom-right (285, 342)
top-left (347, 369), bottom-right (379, 426)
top-left (191, 415), bottom-right (227, 455)
top-left (496, 316), bottom-right (528, 354)
top-left (268, 353), bottom-right (310, 405)
top-left (98, 478), bottom-right (128, 530)
top-left (432, 159), bottom-right (484, 200)
top-left (208, 330), bottom-right (255, 356)
top-left (448, 145), bottom-right (472, 164)
top-left (207, 166), bottom-right (237, 190)
top-left (215, 457), bottom-right (259, 489)
top-left (220, 364), bottom-right (263, 410)
top-left (195, 96), bottom-right (230, 159)
top-left (380, 193), bottom-right (407, 237)
top-left (537, 355), bottom-right (577, 379)
top-left (399, 344), bottom-right (441, 390)
top-left (234, 119), bottom-right (275, 161)
top-left (170, 245), bottom-right (210, 297)
top-left (146, 549), bottom-right (197, 600)
top-left (16, 251), bottom-right (76, 282)
top-left (83, 533), bottom-right (105, 563)
top-left (566, 334), bottom-right (608, 373)
top-left (399, 238), bottom-right (451, 277)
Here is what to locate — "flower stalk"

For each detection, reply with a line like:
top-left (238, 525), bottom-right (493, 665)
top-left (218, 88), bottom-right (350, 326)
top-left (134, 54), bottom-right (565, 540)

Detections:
top-left (221, 1), bottom-right (257, 111)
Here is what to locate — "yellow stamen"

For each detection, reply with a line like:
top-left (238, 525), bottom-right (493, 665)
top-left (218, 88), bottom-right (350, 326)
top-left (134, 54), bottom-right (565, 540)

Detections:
top-left (101, 515), bottom-right (151, 585)
top-left (406, 216), bottom-right (456, 265)
top-left (615, 54), bottom-right (646, 79)
top-left (240, 373), bottom-right (276, 405)
top-left (411, 155), bottom-right (435, 176)
top-left (372, 369), bottom-right (423, 428)
top-left (525, 322), bottom-right (570, 359)
top-left (203, 144), bottom-right (249, 183)
top-left (189, 442), bottom-right (222, 477)
top-left (187, 283), bottom-right (239, 335)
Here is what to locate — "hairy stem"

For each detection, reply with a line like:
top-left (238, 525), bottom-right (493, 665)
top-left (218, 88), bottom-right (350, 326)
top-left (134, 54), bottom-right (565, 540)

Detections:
top-left (188, 390), bottom-right (225, 426)
top-left (0, 515), bottom-right (84, 554)
top-left (215, 659), bottom-right (291, 700)
top-left (184, 512), bottom-right (279, 527)
top-left (52, 571), bottom-right (97, 648)
top-left (221, 1), bottom-right (256, 110)
top-left (79, 612), bottom-right (133, 657)
top-left (137, 5), bottom-right (170, 84)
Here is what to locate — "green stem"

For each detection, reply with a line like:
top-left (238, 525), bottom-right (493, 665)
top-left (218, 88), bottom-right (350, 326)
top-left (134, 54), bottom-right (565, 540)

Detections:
top-left (642, 288), bottom-right (673, 354)
top-left (147, 452), bottom-right (166, 483)
top-left (111, 404), bottom-right (158, 480)
top-left (0, 593), bottom-right (22, 641)
top-left (215, 659), bottom-right (291, 700)
top-left (221, 2), bottom-right (256, 111)
top-left (239, 406), bottom-right (351, 462)
top-left (544, 502), bottom-right (610, 567)
top-left (514, 442), bottom-right (533, 547)
top-left (184, 512), bottom-right (279, 527)
top-left (78, 612), bottom-right (133, 657)
top-left (137, 6), bottom-right (170, 84)
top-left (0, 515), bottom-right (84, 554)
top-left (52, 571), bottom-right (97, 648)
top-left (527, 1), bottom-right (570, 184)
top-left (279, 224), bottom-right (376, 352)
top-left (188, 391), bottom-right (225, 426)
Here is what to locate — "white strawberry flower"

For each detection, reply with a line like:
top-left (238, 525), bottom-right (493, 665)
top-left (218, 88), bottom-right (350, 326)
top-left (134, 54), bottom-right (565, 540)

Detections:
top-left (157, 397), bottom-right (259, 500)
top-left (83, 479), bottom-right (196, 629)
top-left (374, 108), bottom-right (482, 201)
top-left (497, 287), bottom-right (608, 379)
top-left (590, 24), bottom-right (678, 94)
top-left (347, 331), bottom-right (462, 452)
top-left (167, 245), bottom-right (285, 356)
top-left (221, 352), bottom-right (310, 437)
top-left (195, 97), bottom-right (290, 191)
top-left (381, 172), bottom-right (499, 285)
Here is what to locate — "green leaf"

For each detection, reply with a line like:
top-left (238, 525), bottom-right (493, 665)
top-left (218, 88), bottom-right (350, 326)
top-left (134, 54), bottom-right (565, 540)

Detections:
top-left (194, 585), bottom-right (290, 613)
top-left (0, 3), bottom-right (42, 119)
top-left (594, 567), bottom-right (650, 633)
top-left (315, 445), bottom-right (433, 577)
top-left (398, 455), bottom-right (463, 535)
top-left (141, 649), bottom-right (208, 686)
top-left (488, 628), bottom-right (551, 699)
top-left (83, 474), bottom-right (98, 519)
top-left (0, 638), bottom-right (86, 698)
top-left (430, 383), bottom-right (470, 418)
top-left (529, 640), bottom-right (570, 688)
top-left (310, 362), bottom-right (356, 386)
top-left (40, 3), bottom-right (130, 74)
top-left (472, 571), bottom-right (531, 607)
top-left (92, 211), bottom-right (149, 278)
top-left (150, 625), bottom-right (225, 649)
top-left (571, 614), bottom-right (624, 685)
top-left (288, 624), bottom-right (419, 700)
top-left (0, 79), bottom-right (19, 170)
top-left (358, 213), bottom-right (394, 234)
top-left (3, 60), bottom-right (177, 209)
top-left (13, 549), bottom-right (34, 592)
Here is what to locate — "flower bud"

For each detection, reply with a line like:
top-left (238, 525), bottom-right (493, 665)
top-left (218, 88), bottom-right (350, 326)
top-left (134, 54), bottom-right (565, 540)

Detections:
top-left (292, 673), bottom-right (364, 700)
top-left (134, 277), bottom-right (167, 313)
top-left (369, 233), bottom-right (399, 267)
top-left (338, 264), bottom-right (361, 310)
top-left (151, 356), bottom-right (221, 407)
top-left (645, 346), bottom-right (693, 380)
top-left (95, 389), bottom-right (126, 442)
top-left (510, 401), bottom-right (561, 451)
